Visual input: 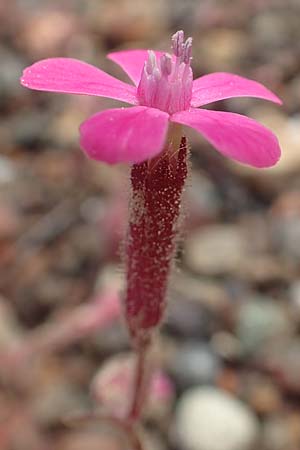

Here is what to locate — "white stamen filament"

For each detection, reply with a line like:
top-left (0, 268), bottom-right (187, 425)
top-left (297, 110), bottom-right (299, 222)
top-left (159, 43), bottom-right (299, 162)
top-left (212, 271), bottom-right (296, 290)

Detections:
top-left (171, 30), bottom-right (184, 57)
top-left (137, 31), bottom-right (193, 114)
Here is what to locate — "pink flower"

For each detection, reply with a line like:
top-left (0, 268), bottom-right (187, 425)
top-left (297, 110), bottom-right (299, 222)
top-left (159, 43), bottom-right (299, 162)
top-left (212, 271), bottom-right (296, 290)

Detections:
top-left (21, 31), bottom-right (282, 168)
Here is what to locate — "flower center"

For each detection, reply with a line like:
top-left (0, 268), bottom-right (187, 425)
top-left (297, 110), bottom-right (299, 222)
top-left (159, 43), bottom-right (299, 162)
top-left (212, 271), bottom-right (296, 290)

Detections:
top-left (137, 31), bottom-right (193, 115)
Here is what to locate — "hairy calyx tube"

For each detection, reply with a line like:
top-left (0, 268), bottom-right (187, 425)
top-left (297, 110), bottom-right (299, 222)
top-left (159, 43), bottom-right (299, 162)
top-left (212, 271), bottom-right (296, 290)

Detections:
top-left (125, 133), bottom-right (188, 349)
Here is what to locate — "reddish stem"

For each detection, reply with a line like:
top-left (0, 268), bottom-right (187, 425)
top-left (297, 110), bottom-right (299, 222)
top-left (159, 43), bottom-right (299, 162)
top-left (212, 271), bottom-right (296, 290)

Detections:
top-left (128, 344), bottom-right (151, 422)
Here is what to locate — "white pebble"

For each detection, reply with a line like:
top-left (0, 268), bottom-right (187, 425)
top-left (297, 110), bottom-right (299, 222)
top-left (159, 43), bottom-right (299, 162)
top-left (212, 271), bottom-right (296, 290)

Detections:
top-left (175, 387), bottom-right (259, 450)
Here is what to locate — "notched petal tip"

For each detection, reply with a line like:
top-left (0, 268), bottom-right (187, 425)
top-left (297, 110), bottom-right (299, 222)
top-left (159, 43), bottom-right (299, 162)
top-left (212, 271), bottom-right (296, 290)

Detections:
top-left (20, 66), bottom-right (36, 88)
top-left (20, 76), bottom-right (28, 87)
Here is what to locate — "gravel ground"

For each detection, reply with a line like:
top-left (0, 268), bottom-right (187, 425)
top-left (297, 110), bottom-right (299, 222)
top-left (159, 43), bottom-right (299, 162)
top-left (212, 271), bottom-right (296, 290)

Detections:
top-left (1, 1), bottom-right (300, 449)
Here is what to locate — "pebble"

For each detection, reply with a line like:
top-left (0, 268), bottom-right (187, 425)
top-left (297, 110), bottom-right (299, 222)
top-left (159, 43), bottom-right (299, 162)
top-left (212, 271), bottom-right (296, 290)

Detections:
top-left (289, 280), bottom-right (300, 321)
top-left (20, 9), bottom-right (78, 57)
top-left (236, 297), bottom-right (291, 355)
top-left (165, 292), bottom-right (215, 339)
top-left (211, 331), bottom-right (241, 360)
top-left (270, 190), bottom-right (300, 263)
top-left (9, 111), bottom-right (51, 149)
top-left (0, 202), bottom-right (20, 239)
top-left (231, 109), bottom-right (300, 181)
top-left (32, 380), bottom-right (87, 427)
top-left (170, 342), bottom-right (221, 388)
top-left (243, 374), bottom-right (282, 415)
top-left (184, 224), bottom-right (247, 276)
top-left (216, 368), bottom-right (240, 395)
top-left (262, 416), bottom-right (290, 450)
top-left (173, 273), bottom-right (230, 314)
top-left (56, 429), bottom-right (122, 450)
top-left (175, 386), bottom-right (259, 450)
top-left (0, 296), bottom-right (24, 350)
top-left (186, 172), bottom-right (221, 226)
top-left (0, 156), bottom-right (17, 185)
top-left (0, 46), bottom-right (25, 100)
top-left (262, 412), bottom-right (300, 450)
top-left (88, 0), bottom-right (167, 42)
top-left (256, 339), bottom-right (300, 394)
top-left (196, 29), bottom-right (249, 73)
top-left (287, 75), bottom-right (300, 112)
top-left (251, 9), bottom-right (299, 50)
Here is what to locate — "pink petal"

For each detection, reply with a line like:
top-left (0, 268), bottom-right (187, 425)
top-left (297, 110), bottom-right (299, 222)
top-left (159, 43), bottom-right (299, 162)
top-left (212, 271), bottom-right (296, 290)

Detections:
top-left (107, 50), bottom-right (164, 86)
top-left (21, 58), bottom-right (138, 104)
top-left (191, 72), bottom-right (282, 107)
top-left (80, 106), bottom-right (169, 164)
top-left (171, 108), bottom-right (281, 168)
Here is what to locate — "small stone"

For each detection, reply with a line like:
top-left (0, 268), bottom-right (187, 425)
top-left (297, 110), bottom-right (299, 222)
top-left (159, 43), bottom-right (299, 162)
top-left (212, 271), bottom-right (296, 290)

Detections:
top-left (173, 273), bottom-right (230, 314)
top-left (251, 10), bottom-right (298, 50)
top-left (289, 280), bottom-right (300, 321)
top-left (239, 254), bottom-right (293, 284)
top-left (231, 109), bottom-right (300, 180)
top-left (20, 9), bottom-right (77, 57)
top-left (8, 111), bottom-right (51, 149)
top-left (32, 379), bottom-right (87, 427)
top-left (57, 429), bottom-right (122, 450)
top-left (0, 46), bottom-right (26, 100)
top-left (186, 172), bottom-right (221, 226)
top-left (0, 296), bottom-right (23, 350)
top-left (87, 0), bottom-right (167, 42)
top-left (270, 190), bottom-right (300, 263)
top-left (244, 375), bottom-right (282, 415)
top-left (211, 331), bottom-right (241, 360)
top-left (0, 202), bottom-right (20, 239)
top-left (175, 387), bottom-right (259, 450)
top-left (165, 292), bottom-right (215, 339)
top-left (236, 297), bottom-right (291, 355)
top-left (0, 156), bottom-right (17, 185)
top-left (4, 409), bottom-right (47, 450)
top-left (184, 225), bottom-right (247, 275)
top-left (256, 339), bottom-right (300, 394)
top-left (262, 412), bottom-right (300, 450)
top-left (216, 368), bottom-right (240, 395)
top-left (170, 342), bottom-right (221, 388)
top-left (251, 383), bottom-right (282, 415)
top-left (196, 29), bottom-right (249, 73)
top-left (49, 98), bottom-right (90, 147)
top-left (288, 75), bottom-right (300, 111)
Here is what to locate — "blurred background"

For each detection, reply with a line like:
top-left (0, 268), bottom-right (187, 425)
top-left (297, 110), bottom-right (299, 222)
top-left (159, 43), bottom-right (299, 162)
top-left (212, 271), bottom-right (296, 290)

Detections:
top-left (1, 0), bottom-right (300, 449)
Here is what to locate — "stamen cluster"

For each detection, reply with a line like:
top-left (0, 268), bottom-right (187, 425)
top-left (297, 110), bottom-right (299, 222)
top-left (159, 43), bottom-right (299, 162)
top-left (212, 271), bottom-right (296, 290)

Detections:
top-left (137, 31), bottom-right (193, 114)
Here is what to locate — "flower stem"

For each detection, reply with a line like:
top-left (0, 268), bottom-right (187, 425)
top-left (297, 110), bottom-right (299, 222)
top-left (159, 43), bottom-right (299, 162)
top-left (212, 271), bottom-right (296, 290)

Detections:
top-left (127, 426), bottom-right (145, 450)
top-left (123, 134), bottom-right (188, 429)
top-left (128, 342), bottom-right (151, 422)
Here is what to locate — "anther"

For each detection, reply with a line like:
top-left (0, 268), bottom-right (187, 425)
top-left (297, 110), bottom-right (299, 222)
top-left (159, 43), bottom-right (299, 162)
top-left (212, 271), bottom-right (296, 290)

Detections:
top-left (182, 37), bottom-right (193, 64)
top-left (146, 51), bottom-right (157, 75)
top-left (160, 54), bottom-right (172, 76)
top-left (153, 66), bottom-right (161, 81)
top-left (171, 30), bottom-right (185, 57)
